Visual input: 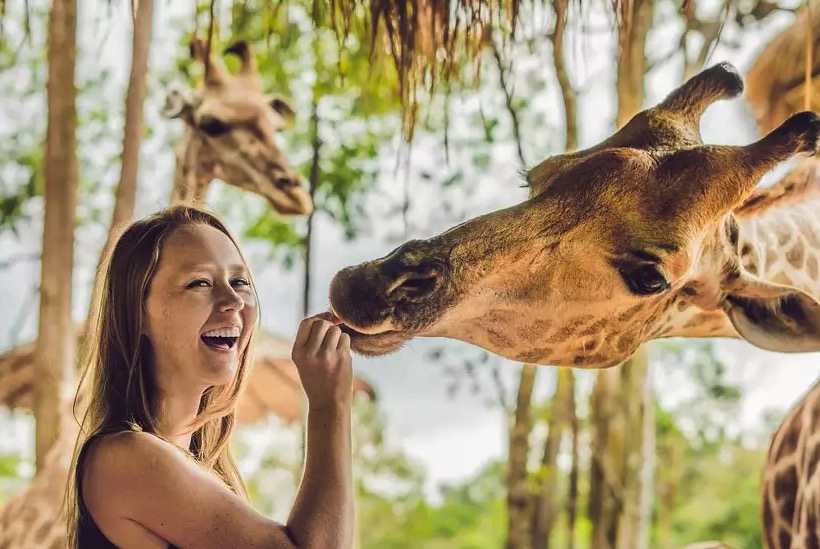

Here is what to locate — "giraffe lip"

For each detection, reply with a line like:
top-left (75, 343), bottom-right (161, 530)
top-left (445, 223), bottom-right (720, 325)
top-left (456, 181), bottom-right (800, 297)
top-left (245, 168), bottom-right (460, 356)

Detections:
top-left (337, 324), bottom-right (413, 356)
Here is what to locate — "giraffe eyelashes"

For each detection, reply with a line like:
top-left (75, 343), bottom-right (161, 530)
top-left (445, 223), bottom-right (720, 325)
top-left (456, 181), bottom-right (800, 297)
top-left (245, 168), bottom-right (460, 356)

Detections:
top-left (619, 264), bottom-right (670, 296)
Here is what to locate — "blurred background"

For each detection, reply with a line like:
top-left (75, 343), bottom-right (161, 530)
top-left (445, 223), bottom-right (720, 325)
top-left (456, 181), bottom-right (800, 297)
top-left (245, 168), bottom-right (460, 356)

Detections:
top-left (0, 0), bottom-right (818, 547)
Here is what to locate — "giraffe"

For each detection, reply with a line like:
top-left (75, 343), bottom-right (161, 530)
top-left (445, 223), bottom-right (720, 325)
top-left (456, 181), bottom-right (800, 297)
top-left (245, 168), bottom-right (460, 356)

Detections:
top-left (736, 5), bottom-right (820, 548)
top-left (325, 6), bottom-right (820, 548)
top-left (161, 37), bottom-right (313, 215)
top-left (760, 374), bottom-right (820, 549)
top-left (326, 61), bottom-right (820, 369)
top-left (0, 36), bottom-right (341, 548)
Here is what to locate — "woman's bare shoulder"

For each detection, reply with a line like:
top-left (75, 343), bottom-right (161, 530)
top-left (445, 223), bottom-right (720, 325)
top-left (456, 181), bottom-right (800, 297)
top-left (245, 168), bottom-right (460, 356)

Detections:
top-left (82, 430), bottom-right (288, 548)
top-left (83, 431), bottom-right (183, 482)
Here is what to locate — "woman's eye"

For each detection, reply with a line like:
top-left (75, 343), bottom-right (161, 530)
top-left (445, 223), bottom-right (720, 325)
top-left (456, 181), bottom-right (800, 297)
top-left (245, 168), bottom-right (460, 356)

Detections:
top-left (621, 264), bottom-right (669, 296)
top-left (187, 279), bottom-right (211, 289)
top-left (232, 278), bottom-right (250, 287)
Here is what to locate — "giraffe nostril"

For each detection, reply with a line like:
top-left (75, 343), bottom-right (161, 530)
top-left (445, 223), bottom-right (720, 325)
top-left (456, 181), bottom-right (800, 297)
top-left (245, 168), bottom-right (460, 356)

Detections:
top-left (386, 269), bottom-right (442, 301)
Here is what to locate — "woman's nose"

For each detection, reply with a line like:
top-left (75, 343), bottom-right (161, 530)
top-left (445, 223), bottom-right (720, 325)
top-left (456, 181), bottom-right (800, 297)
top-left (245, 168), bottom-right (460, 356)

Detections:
top-left (216, 285), bottom-right (244, 311)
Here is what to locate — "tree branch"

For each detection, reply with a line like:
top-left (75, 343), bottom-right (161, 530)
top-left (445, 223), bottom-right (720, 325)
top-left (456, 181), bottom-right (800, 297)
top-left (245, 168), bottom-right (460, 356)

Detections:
top-left (490, 38), bottom-right (527, 167)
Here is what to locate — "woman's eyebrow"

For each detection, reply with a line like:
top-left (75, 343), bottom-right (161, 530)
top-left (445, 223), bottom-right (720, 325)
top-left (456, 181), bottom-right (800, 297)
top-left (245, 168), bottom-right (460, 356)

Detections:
top-left (177, 262), bottom-right (248, 274)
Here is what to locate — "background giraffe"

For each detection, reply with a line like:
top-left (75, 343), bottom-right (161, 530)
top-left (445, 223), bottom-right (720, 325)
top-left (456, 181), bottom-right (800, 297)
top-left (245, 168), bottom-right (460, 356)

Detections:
top-left (741, 4), bottom-right (820, 548)
top-left (0, 35), bottom-right (373, 548)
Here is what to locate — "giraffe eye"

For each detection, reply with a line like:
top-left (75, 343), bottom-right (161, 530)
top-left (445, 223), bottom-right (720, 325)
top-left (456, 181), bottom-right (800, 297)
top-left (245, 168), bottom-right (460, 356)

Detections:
top-left (620, 264), bottom-right (669, 296)
top-left (199, 115), bottom-right (230, 136)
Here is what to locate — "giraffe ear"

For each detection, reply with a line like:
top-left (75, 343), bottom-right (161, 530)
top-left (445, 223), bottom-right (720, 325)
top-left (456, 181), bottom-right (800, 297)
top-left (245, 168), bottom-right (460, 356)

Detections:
top-left (162, 84), bottom-right (196, 119)
top-left (722, 273), bottom-right (820, 352)
top-left (267, 94), bottom-right (296, 122)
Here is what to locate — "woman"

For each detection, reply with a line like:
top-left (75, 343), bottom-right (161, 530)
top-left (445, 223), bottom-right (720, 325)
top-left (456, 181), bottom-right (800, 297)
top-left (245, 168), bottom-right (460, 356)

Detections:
top-left (65, 205), bottom-right (354, 549)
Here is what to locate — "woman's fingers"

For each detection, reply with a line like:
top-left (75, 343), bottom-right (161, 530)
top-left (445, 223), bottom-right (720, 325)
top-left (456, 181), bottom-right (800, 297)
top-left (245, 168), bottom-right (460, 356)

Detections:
top-left (337, 332), bottom-right (351, 351)
top-left (305, 318), bottom-right (331, 353)
top-left (322, 325), bottom-right (342, 351)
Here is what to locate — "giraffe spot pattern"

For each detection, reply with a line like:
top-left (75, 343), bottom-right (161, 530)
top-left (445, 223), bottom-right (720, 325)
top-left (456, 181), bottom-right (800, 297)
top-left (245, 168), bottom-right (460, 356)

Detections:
top-left (808, 255), bottom-right (818, 280)
top-left (578, 318), bottom-right (610, 337)
top-left (778, 228), bottom-right (792, 246)
top-left (776, 426), bottom-right (801, 460)
top-left (516, 348), bottom-right (552, 363)
top-left (778, 528), bottom-right (792, 549)
top-left (573, 354), bottom-right (608, 366)
top-left (763, 502), bottom-right (776, 549)
top-left (806, 504), bottom-right (819, 549)
top-left (486, 329), bottom-right (515, 350)
top-left (521, 320), bottom-right (552, 343)
top-left (767, 249), bottom-right (780, 270)
top-left (617, 304), bottom-right (643, 323)
top-left (786, 240), bottom-right (807, 269)
top-left (774, 465), bottom-right (798, 532)
top-left (616, 335), bottom-right (636, 353)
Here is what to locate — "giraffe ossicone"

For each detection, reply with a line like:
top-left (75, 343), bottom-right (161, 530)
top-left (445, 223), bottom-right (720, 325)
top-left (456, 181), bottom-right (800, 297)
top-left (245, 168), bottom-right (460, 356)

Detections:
top-left (328, 62), bottom-right (820, 368)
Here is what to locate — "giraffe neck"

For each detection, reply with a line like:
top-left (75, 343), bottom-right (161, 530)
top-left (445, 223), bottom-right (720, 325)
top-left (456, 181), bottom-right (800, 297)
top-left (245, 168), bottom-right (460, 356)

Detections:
top-left (171, 127), bottom-right (214, 205)
top-left (734, 170), bottom-right (820, 298)
top-left (761, 378), bottom-right (820, 549)
top-left (0, 400), bottom-right (80, 548)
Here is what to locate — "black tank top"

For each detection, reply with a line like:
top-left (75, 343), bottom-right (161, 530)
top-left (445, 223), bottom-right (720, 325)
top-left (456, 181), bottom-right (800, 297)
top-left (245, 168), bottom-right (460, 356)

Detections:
top-left (76, 511), bottom-right (119, 548)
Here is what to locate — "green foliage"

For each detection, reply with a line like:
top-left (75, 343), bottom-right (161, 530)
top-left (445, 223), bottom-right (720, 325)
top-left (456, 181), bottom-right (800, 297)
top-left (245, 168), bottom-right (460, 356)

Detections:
top-left (0, 5), bottom-right (47, 235)
top-left (650, 340), bottom-right (767, 549)
top-left (0, 2), bottom-right (124, 238)
top-left (168, 0), bottom-right (405, 261)
top-left (665, 444), bottom-right (764, 549)
top-left (358, 460), bottom-right (506, 549)
top-left (244, 208), bottom-right (304, 268)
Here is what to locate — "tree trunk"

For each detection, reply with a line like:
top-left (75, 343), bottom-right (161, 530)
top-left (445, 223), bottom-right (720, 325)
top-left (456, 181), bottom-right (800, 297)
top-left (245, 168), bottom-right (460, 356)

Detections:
top-left (614, 347), bottom-right (652, 549)
top-left (589, 367), bottom-right (620, 549)
top-left (506, 364), bottom-right (537, 549)
top-left (588, 2), bottom-right (656, 546)
top-left (35, 0), bottom-right (79, 471)
top-left (302, 98), bottom-right (320, 318)
top-left (531, 368), bottom-right (572, 549)
top-left (85, 0), bottom-right (154, 338)
top-left (566, 370), bottom-right (579, 549)
top-left (615, 0), bottom-right (654, 128)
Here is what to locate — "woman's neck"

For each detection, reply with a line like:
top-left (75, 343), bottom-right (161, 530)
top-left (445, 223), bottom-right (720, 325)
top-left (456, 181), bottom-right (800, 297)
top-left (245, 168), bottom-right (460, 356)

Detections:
top-left (153, 388), bottom-right (204, 450)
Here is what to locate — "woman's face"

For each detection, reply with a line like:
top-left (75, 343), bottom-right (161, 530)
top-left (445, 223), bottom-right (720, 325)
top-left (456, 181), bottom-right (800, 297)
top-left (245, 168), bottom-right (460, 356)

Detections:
top-left (143, 223), bottom-right (257, 389)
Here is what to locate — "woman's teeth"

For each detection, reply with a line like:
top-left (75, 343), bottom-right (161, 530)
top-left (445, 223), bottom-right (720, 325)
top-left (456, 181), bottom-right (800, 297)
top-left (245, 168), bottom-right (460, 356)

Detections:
top-left (202, 327), bottom-right (241, 337)
top-left (201, 327), bottom-right (240, 350)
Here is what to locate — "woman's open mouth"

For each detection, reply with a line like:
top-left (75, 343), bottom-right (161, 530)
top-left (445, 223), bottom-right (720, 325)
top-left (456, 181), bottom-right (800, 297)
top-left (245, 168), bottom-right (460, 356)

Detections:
top-left (201, 335), bottom-right (238, 351)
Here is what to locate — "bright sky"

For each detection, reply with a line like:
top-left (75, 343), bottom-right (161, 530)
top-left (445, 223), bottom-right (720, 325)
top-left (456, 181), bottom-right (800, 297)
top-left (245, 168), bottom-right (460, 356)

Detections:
top-left (1, 0), bottom-right (819, 501)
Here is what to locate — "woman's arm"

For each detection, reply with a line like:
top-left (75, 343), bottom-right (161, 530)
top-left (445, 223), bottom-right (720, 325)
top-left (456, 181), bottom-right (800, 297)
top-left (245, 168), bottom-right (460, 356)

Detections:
top-left (82, 316), bottom-right (355, 549)
top-left (286, 315), bottom-right (355, 549)
top-left (286, 403), bottom-right (353, 549)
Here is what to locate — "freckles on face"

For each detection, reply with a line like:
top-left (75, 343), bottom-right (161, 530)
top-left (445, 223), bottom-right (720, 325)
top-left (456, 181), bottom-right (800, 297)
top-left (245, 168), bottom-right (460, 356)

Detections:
top-left (143, 223), bottom-right (257, 386)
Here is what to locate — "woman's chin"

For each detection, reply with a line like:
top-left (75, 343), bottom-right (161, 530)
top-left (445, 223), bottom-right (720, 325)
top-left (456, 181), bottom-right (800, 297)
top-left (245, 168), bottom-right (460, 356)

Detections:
top-left (199, 344), bottom-right (240, 385)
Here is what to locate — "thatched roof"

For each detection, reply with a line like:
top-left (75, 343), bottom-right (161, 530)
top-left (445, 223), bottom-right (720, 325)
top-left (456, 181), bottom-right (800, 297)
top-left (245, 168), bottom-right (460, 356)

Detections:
top-left (0, 325), bottom-right (376, 427)
top-left (210, 0), bottom-right (633, 137)
top-left (745, 0), bottom-right (820, 134)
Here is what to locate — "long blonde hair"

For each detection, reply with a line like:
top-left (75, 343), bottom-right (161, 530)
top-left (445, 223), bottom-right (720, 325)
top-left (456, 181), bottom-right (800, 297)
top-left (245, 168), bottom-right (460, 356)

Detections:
top-left (65, 204), bottom-right (259, 548)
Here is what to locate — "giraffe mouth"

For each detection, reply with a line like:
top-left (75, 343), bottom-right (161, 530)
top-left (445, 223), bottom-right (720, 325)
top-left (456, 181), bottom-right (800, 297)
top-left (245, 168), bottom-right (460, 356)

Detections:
top-left (332, 316), bottom-right (414, 356)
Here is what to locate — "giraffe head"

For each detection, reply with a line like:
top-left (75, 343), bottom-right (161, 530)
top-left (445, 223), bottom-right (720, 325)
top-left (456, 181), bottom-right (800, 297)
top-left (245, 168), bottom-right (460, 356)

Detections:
top-left (162, 38), bottom-right (312, 216)
top-left (328, 63), bottom-right (820, 368)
